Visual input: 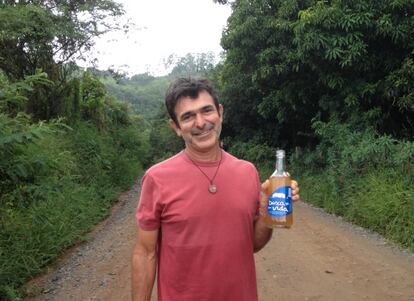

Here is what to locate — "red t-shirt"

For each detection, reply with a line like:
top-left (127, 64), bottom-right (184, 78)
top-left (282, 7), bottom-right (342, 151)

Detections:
top-left (136, 150), bottom-right (261, 301)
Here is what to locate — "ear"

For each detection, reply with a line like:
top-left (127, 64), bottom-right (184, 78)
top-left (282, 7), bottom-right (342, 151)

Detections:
top-left (169, 119), bottom-right (182, 137)
top-left (219, 104), bottom-right (224, 121)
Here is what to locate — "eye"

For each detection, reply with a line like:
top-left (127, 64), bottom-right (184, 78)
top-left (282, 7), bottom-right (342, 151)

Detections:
top-left (181, 113), bottom-right (193, 121)
top-left (202, 106), bottom-right (215, 114)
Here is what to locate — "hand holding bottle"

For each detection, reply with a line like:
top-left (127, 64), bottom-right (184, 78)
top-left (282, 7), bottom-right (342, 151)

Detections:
top-left (260, 179), bottom-right (300, 217)
top-left (290, 179), bottom-right (300, 202)
top-left (260, 150), bottom-right (300, 228)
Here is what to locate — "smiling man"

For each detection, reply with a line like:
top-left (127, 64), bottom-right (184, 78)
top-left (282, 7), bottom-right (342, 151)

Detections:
top-left (169, 89), bottom-right (223, 157)
top-left (131, 78), bottom-right (300, 301)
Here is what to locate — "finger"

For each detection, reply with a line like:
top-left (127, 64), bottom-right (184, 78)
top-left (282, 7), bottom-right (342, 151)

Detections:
top-left (292, 194), bottom-right (300, 202)
top-left (260, 181), bottom-right (270, 208)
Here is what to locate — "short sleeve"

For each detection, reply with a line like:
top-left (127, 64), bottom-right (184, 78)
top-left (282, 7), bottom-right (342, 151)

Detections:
top-left (136, 172), bottom-right (162, 230)
top-left (252, 164), bottom-right (261, 217)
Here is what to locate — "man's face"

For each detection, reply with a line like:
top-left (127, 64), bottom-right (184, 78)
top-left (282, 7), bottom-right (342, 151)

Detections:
top-left (170, 90), bottom-right (223, 154)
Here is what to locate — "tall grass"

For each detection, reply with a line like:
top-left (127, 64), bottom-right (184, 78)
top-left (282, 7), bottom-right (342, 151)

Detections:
top-left (0, 118), bottom-right (149, 300)
top-left (297, 168), bottom-right (414, 251)
top-left (290, 120), bottom-right (414, 252)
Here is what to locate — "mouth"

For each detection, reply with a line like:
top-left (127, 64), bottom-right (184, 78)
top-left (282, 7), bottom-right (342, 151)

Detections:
top-left (194, 128), bottom-right (212, 137)
top-left (192, 124), bottom-right (215, 137)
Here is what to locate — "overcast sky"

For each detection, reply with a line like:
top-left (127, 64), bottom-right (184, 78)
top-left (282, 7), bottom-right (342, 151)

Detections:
top-left (83, 0), bottom-right (232, 76)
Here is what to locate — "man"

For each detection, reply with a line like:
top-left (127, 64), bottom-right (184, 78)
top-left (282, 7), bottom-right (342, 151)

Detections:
top-left (132, 78), bottom-right (300, 301)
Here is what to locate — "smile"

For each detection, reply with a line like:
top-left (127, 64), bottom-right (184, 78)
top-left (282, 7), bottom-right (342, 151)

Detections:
top-left (192, 123), bottom-right (215, 137)
top-left (194, 128), bottom-right (213, 137)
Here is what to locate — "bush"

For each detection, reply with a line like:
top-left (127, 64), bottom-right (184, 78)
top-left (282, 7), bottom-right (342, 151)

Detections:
top-left (1, 58), bottom-right (150, 301)
top-left (292, 119), bottom-right (414, 251)
top-left (0, 119), bottom-right (148, 299)
top-left (0, 113), bottom-right (58, 204)
top-left (147, 118), bottom-right (183, 164)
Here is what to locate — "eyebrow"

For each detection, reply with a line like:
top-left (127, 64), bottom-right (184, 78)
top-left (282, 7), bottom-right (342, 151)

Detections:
top-left (179, 104), bottom-right (215, 120)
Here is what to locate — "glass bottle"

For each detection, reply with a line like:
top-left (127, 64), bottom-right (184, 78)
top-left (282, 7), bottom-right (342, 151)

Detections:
top-left (264, 149), bottom-right (293, 228)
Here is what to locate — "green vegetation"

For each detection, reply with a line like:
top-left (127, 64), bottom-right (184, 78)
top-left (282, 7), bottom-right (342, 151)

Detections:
top-left (0, 69), bottom-right (151, 300)
top-left (292, 121), bottom-right (414, 251)
top-left (0, 118), bottom-right (148, 295)
top-left (0, 2), bottom-right (152, 299)
top-left (101, 73), bottom-right (170, 118)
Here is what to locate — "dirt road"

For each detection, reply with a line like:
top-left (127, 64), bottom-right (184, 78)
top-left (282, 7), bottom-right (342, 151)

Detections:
top-left (25, 181), bottom-right (414, 301)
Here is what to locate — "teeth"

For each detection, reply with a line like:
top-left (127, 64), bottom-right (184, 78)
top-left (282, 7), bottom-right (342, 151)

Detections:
top-left (196, 129), bottom-right (210, 135)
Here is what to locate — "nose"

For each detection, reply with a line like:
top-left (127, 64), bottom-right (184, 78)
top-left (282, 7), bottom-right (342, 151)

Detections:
top-left (194, 113), bottom-right (206, 128)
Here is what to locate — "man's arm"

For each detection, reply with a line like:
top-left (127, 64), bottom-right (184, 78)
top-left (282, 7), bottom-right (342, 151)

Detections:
top-left (131, 227), bottom-right (159, 301)
top-left (253, 216), bottom-right (273, 253)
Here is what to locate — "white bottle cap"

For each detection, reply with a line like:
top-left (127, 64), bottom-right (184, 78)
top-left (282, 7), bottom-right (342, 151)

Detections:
top-left (276, 149), bottom-right (285, 158)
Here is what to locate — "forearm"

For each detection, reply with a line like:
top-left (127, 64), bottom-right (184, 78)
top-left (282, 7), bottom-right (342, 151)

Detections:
top-left (253, 216), bottom-right (273, 253)
top-left (131, 245), bottom-right (157, 301)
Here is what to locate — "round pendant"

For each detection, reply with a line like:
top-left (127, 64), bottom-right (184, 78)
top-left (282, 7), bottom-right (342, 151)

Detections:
top-left (208, 184), bottom-right (217, 194)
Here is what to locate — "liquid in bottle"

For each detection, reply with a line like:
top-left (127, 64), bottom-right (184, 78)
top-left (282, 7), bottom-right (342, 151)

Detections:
top-left (264, 149), bottom-right (293, 228)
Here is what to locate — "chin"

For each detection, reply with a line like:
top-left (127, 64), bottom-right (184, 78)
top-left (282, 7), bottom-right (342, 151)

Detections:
top-left (189, 138), bottom-right (219, 152)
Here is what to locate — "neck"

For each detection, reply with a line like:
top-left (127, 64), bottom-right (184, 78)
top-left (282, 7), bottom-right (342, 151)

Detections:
top-left (184, 144), bottom-right (222, 163)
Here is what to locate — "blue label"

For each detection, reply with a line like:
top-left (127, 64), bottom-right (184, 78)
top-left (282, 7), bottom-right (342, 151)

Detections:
top-left (268, 186), bottom-right (292, 217)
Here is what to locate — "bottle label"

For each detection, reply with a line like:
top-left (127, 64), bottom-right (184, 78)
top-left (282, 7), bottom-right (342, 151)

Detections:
top-left (268, 186), bottom-right (292, 217)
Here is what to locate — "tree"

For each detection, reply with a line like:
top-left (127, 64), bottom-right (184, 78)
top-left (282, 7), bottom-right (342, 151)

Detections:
top-left (0, 1), bottom-right (124, 80)
top-left (291, 0), bottom-right (414, 138)
top-left (165, 52), bottom-right (217, 77)
top-left (213, 0), bottom-right (234, 4)
top-left (0, 1), bottom-right (124, 120)
top-left (219, 0), bottom-right (314, 148)
top-left (218, 0), bottom-right (414, 150)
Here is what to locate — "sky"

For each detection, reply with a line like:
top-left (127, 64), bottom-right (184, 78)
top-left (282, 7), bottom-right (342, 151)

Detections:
top-left (83, 0), bottom-right (232, 76)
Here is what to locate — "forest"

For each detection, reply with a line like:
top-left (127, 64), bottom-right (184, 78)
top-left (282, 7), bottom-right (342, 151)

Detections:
top-left (0, 0), bottom-right (413, 300)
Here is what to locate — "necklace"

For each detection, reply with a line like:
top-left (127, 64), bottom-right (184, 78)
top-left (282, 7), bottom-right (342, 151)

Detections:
top-left (185, 150), bottom-right (223, 194)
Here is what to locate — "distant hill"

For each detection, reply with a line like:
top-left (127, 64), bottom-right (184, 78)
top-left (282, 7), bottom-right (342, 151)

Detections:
top-left (99, 52), bottom-right (218, 118)
top-left (101, 73), bottom-right (171, 118)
